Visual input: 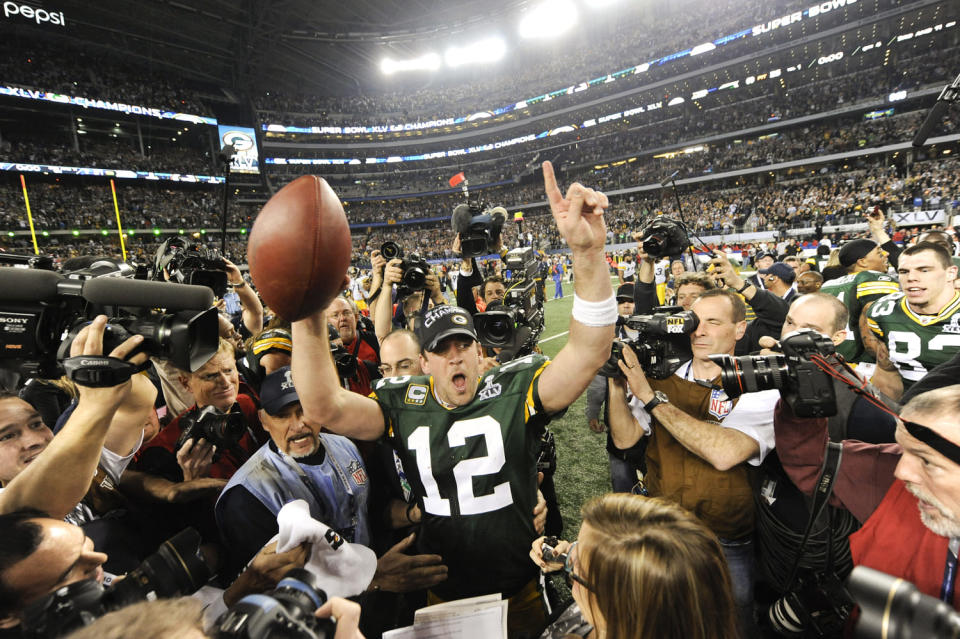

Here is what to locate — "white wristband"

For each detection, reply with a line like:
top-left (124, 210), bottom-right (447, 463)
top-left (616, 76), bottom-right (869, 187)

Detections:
top-left (572, 294), bottom-right (618, 327)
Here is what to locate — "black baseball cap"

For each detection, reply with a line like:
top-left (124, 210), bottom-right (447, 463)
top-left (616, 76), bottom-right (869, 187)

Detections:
top-left (616, 283), bottom-right (635, 301)
top-left (755, 251), bottom-right (777, 262)
top-left (415, 305), bottom-right (478, 353)
top-left (260, 366), bottom-right (300, 415)
top-left (758, 262), bottom-right (797, 284)
top-left (838, 239), bottom-right (878, 267)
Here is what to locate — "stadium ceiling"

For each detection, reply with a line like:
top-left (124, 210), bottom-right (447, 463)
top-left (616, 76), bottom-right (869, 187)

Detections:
top-left (0, 0), bottom-right (531, 95)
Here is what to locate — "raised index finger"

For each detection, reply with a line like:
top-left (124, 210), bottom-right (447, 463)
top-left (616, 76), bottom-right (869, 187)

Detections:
top-left (542, 161), bottom-right (563, 209)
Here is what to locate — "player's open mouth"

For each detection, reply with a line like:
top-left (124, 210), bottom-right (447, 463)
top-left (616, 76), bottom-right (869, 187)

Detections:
top-left (452, 373), bottom-right (467, 392)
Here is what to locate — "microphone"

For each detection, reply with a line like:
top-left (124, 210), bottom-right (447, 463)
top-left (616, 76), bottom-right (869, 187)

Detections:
top-left (660, 170), bottom-right (680, 188)
top-left (0, 269), bottom-right (62, 302)
top-left (451, 204), bottom-right (473, 235)
top-left (913, 72), bottom-right (960, 148)
top-left (81, 278), bottom-right (214, 310)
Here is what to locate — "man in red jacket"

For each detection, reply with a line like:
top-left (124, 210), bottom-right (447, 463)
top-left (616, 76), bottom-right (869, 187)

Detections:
top-left (774, 384), bottom-right (960, 607)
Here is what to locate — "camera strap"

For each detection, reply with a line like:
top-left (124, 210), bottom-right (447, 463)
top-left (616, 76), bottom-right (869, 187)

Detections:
top-left (63, 356), bottom-right (147, 388)
top-left (783, 441), bottom-right (843, 591)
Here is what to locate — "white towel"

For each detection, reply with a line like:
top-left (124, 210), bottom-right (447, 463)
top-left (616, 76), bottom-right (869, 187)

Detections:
top-left (271, 499), bottom-right (378, 598)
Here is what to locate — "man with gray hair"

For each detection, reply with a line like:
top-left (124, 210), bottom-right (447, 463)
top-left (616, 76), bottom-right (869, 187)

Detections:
top-left (775, 384), bottom-right (960, 607)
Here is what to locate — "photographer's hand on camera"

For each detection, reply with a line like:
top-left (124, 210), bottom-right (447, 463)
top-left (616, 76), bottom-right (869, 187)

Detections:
top-left (368, 532), bottom-right (447, 593)
top-left (0, 316), bottom-right (151, 518)
top-left (176, 437), bottom-right (216, 481)
top-left (710, 255), bottom-right (748, 297)
top-left (424, 269), bottom-right (445, 306)
top-left (528, 536), bottom-right (571, 573)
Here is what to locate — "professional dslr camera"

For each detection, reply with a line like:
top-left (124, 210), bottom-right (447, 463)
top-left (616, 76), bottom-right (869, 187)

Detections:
top-left (451, 202), bottom-right (507, 258)
top-left (380, 241), bottom-right (431, 299)
top-left (0, 259), bottom-right (219, 379)
top-left (767, 569), bottom-right (853, 637)
top-left (599, 306), bottom-right (698, 379)
top-left (154, 237), bottom-right (229, 298)
top-left (20, 528), bottom-right (209, 638)
top-left (636, 216), bottom-right (690, 258)
top-left (215, 568), bottom-right (336, 638)
top-left (710, 328), bottom-right (838, 418)
top-left (175, 404), bottom-right (249, 462)
top-left (474, 247), bottom-right (545, 359)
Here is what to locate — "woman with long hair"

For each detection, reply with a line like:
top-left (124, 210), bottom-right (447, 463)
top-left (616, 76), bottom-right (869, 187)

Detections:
top-left (531, 493), bottom-right (739, 639)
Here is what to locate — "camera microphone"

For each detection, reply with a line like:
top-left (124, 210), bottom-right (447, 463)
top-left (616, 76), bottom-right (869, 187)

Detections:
top-left (0, 269), bottom-right (61, 302)
top-left (451, 204), bottom-right (473, 235)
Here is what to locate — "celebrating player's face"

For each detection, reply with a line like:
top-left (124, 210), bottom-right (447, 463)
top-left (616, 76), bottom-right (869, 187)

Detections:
top-left (261, 401), bottom-right (320, 458)
top-left (420, 336), bottom-right (484, 407)
top-left (898, 250), bottom-right (957, 314)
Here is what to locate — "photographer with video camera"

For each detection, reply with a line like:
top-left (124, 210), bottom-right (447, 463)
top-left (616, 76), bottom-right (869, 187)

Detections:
top-left (605, 289), bottom-right (781, 632)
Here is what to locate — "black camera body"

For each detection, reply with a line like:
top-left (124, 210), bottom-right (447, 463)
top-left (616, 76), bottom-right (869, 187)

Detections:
top-left (176, 404), bottom-right (248, 461)
top-left (216, 568), bottom-right (335, 639)
top-left (637, 216), bottom-right (690, 258)
top-left (21, 528), bottom-right (209, 638)
top-left (380, 242), bottom-right (431, 298)
top-left (451, 203), bottom-right (507, 258)
top-left (474, 247), bottom-right (544, 359)
top-left (768, 569), bottom-right (853, 637)
top-left (154, 238), bottom-right (229, 298)
top-left (600, 306), bottom-right (699, 379)
top-left (710, 329), bottom-right (838, 417)
top-left (0, 262), bottom-right (217, 378)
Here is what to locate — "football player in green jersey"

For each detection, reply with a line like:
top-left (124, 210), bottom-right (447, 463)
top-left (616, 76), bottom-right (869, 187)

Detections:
top-left (291, 161), bottom-right (615, 638)
top-left (867, 242), bottom-right (960, 397)
top-left (819, 238), bottom-right (899, 363)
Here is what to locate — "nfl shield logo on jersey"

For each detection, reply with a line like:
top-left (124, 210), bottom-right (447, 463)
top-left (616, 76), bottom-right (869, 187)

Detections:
top-left (708, 389), bottom-right (733, 419)
top-left (348, 460), bottom-right (368, 486)
top-left (944, 314), bottom-right (960, 334)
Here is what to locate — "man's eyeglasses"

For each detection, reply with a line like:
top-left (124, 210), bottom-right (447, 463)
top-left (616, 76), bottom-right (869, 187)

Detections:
top-left (378, 360), bottom-right (418, 377)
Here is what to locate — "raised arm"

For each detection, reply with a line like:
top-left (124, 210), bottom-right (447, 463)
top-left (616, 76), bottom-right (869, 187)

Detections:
top-left (375, 258), bottom-right (403, 342)
top-left (225, 258), bottom-right (264, 336)
top-left (291, 310), bottom-right (386, 440)
top-left (537, 161), bottom-right (616, 413)
top-left (0, 316), bottom-right (147, 518)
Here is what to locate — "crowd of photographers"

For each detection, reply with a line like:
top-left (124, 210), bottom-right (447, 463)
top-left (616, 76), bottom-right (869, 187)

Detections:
top-left (0, 154), bottom-right (959, 639)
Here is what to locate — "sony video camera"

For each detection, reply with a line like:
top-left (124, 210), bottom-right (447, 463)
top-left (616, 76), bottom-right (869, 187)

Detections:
top-left (215, 568), bottom-right (335, 639)
top-left (0, 262), bottom-right (219, 378)
top-left (709, 328), bottom-right (838, 418)
top-left (474, 247), bottom-right (545, 359)
top-left (637, 216), bottom-right (690, 258)
top-left (600, 306), bottom-right (698, 379)
top-left (21, 528), bottom-right (209, 638)
top-left (380, 242), bottom-right (431, 299)
top-left (154, 237), bottom-right (229, 298)
top-left (451, 202), bottom-right (507, 258)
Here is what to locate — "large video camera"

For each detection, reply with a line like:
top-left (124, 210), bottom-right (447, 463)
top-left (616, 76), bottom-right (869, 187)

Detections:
top-left (0, 264), bottom-right (219, 378)
top-left (380, 241), bottom-right (431, 299)
top-left (451, 203), bottom-right (507, 258)
top-left (21, 528), bottom-right (209, 638)
top-left (474, 247), bottom-right (544, 359)
top-left (215, 568), bottom-right (336, 638)
top-left (637, 216), bottom-right (691, 258)
top-left (710, 329), bottom-right (837, 418)
top-left (599, 306), bottom-right (698, 379)
top-left (154, 237), bottom-right (229, 298)
top-left (848, 566), bottom-right (960, 639)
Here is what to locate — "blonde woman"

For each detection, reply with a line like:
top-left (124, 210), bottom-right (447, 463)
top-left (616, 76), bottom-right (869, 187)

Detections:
top-left (531, 494), bottom-right (739, 639)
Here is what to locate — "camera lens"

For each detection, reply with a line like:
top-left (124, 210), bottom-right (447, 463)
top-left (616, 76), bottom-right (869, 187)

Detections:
top-left (712, 354), bottom-right (789, 397)
top-left (403, 268), bottom-right (427, 291)
top-left (380, 241), bottom-right (402, 260)
top-left (768, 593), bottom-right (807, 636)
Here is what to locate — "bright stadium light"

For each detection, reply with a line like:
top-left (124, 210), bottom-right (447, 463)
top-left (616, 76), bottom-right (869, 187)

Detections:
top-left (380, 53), bottom-right (442, 75)
top-left (518, 0), bottom-right (577, 39)
top-left (690, 42), bottom-right (717, 56)
top-left (445, 37), bottom-right (507, 68)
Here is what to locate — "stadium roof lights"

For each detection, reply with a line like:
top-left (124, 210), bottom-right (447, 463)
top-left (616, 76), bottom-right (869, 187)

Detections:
top-left (518, 0), bottom-right (578, 39)
top-left (380, 53), bottom-right (442, 75)
top-left (445, 37), bottom-right (508, 68)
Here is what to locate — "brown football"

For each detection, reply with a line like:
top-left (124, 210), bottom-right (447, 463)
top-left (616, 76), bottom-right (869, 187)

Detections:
top-left (248, 175), bottom-right (351, 321)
